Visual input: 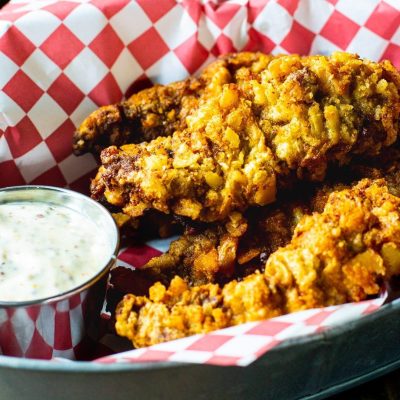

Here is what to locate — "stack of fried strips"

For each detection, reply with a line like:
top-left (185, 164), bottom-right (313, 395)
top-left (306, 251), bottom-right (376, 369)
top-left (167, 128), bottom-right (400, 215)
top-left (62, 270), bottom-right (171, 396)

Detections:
top-left (74, 52), bottom-right (400, 348)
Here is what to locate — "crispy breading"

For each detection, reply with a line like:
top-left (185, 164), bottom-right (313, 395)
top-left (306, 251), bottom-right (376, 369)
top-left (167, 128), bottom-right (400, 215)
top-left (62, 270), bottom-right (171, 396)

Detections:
top-left (139, 192), bottom-right (311, 286)
top-left (73, 52), bottom-right (271, 155)
top-left (115, 179), bottom-right (400, 347)
top-left (141, 212), bottom-right (248, 286)
top-left (92, 53), bottom-right (400, 222)
top-left (130, 152), bottom-right (400, 290)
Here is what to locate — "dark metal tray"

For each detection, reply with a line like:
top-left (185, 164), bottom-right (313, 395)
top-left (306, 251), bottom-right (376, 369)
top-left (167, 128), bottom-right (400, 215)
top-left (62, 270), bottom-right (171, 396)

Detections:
top-left (1, 298), bottom-right (400, 400)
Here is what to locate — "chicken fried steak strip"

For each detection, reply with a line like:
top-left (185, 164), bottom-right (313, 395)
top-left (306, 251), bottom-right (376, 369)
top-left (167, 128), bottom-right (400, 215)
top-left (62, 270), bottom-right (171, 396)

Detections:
top-left (134, 151), bottom-right (400, 287)
top-left (93, 53), bottom-right (400, 222)
top-left (73, 52), bottom-right (271, 155)
top-left (116, 179), bottom-right (400, 347)
top-left (139, 192), bottom-right (314, 286)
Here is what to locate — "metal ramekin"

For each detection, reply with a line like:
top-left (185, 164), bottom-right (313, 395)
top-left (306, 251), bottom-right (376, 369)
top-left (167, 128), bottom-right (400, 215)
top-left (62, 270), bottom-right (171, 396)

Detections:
top-left (0, 186), bottom-right (119, 359)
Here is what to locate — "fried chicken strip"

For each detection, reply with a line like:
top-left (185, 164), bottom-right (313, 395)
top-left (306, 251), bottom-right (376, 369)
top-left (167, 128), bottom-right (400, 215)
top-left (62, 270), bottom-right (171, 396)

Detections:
top-left (73, 52), bottom-right (271, 155)
top-left (93, 52), bottom-right (400, 222)
top-left (140, 212), bottom-right (248, 285)
top-left (139, 189), bottom-right (316, 286)
top-left (116, 179), bottom-right (400, 347)
top-left (118, 150), bottom-right (400, 290)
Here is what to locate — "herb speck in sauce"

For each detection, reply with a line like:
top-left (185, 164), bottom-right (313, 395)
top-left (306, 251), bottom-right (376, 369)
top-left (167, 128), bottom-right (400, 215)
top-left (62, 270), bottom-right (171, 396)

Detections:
top-left (0, 202), bottom-right (110, 302)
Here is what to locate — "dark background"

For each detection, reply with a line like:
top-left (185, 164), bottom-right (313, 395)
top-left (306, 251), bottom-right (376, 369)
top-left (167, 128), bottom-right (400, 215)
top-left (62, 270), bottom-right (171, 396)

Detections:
top-left (331, 370), bottom-right (400, 399)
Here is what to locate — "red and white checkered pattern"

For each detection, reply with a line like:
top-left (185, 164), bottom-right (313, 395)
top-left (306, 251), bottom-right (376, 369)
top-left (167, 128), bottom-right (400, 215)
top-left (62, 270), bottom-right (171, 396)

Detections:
top-left (0, 0), bottom-right (399, 363)
top-left (95, 296), bottom-right (385, 366)
top-left (0, 291), bottom-right (88, 359)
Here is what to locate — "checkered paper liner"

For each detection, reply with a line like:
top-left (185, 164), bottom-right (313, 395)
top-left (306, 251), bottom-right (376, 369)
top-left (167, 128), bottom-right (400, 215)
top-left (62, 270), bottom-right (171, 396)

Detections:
top-left (0, 0), bottom-right (400, 364)
top-left (96, 295), bottom-right (385, 366)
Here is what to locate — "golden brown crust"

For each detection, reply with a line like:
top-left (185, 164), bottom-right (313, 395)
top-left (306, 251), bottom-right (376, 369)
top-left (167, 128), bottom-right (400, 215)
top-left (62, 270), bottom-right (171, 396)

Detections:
top-left (115, 179), bottom-right (400, 347)
top-left (73, 52), bottom-right (271, 155)
top-left (137, 195), bottom-right (311, 286)
top-left (93, 52), bottom-right (400, 222)
top-left (123, 152), bottom-right (400, 289)
top-left (140, 212), bottom-right (248, 285)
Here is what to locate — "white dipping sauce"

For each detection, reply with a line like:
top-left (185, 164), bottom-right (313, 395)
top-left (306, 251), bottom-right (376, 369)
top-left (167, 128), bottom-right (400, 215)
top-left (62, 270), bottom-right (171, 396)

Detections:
top-left (0, 202), bottom-right (111, 302)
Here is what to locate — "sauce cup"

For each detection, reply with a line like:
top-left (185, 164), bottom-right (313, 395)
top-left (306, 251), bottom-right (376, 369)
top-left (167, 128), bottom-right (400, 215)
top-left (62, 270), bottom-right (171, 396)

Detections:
top-left (0, 186), bottom-right (119, 359)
